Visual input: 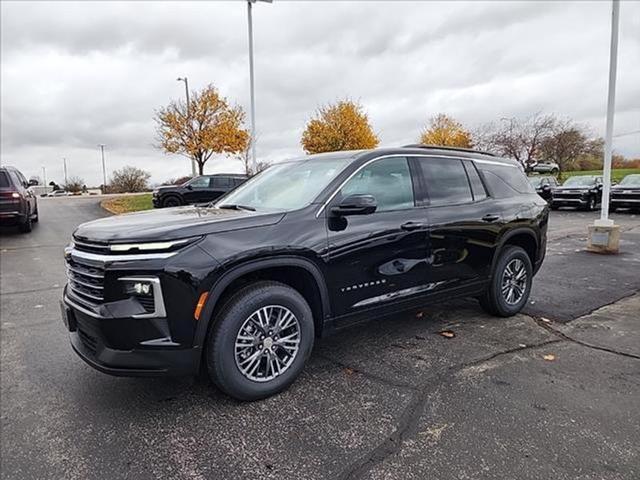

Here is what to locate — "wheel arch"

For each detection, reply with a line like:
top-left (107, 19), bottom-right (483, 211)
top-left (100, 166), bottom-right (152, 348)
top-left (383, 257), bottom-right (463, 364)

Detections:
top-left (492, 228), bottom-right (539, 275)
top-left (193, 256), bottom-right (331, 349)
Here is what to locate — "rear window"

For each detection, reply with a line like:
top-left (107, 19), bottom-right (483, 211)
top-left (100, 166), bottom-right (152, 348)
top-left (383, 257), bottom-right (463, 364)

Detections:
top-left (478, 163), bottom-right (535, 198)
top-left (0, 171), bottom-right (11, 188)
top-left (212, 177), bottom-right (232, 188)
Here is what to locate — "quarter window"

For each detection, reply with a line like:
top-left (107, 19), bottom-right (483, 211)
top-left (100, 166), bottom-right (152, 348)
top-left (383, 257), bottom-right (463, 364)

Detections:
top-left (212, 177), bottom-right (231, 188)
top-left (416, 158), bottom-right (473, 206)
top-left (188, 176), bottom-right (210, 188)
top-left (463, 161), bottom-right (487, 201)
top-left (340, 157), bottom-right (414, 212)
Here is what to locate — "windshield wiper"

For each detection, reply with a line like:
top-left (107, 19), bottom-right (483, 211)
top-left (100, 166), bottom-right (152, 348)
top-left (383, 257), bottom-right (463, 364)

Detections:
top-left (217, 204), bottom-right (256, 212)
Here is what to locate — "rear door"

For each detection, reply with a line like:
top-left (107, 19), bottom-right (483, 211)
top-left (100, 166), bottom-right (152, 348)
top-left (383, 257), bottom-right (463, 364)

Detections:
top-left (413, 157), bottom-right (501, 289)
top-left (325, 156), bottom-right (430, 318)
top-left (209, 176), bottom-right (232, 201)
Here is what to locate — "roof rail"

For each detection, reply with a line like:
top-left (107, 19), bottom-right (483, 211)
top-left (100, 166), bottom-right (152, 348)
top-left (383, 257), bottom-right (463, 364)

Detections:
top-left (401, 144), bottom-right (496, 157)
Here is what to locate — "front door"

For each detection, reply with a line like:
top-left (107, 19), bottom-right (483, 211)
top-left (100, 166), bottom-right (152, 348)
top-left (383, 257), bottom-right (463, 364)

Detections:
top-left (183, 176), bottom-right (211, 204)
top-left (325, 156), bottom-right (430, 319)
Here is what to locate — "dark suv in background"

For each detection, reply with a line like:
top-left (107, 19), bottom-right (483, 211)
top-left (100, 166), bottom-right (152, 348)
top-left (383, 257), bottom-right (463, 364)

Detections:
top-left (152, 174), bottom-right (247, 208)
top-left (0, 166), bottom-right (38, 233)
top-left (610, 174), bottom-right (640, 212)
top-left (61, 146), bottom-right (548, 400)
top-left (529, 175), bottom-right (558, 201)
top-left (551, 175), bottom-right (603, 210)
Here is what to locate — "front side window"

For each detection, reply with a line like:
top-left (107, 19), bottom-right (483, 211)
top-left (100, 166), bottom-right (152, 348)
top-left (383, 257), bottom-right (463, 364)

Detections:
top-left (339, 157), bottom-right (414, 212)
top-left (188, 176), bottom-right (211, 188)
top-left (417, 158), bottom-right (472, 206)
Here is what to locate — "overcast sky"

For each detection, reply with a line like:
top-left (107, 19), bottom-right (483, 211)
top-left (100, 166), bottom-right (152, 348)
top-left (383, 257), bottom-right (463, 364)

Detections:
top-left (1, 1), bottom-right (639, 186)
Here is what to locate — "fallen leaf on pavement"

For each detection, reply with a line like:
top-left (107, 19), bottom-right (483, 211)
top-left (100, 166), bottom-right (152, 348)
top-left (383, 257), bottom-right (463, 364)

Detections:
top-left (344, 367), bottom-right (355, 375)
top-left (439, 330), bottom-right (456, 339)
top-left (416, 311), bottom-right (424, 318)
top-left (543, 354), bottom-right (556, 361)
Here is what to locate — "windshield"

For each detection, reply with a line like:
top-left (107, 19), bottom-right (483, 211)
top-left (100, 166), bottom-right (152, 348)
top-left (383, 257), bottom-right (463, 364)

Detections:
top-left (215, 156), bottom-right (352, 211)
top-left (563, 176), bottom-right (596, 187)
top-left (528, 177), bottom-right (543, 187)
top-left (619, 175), bottom-right (640, 186)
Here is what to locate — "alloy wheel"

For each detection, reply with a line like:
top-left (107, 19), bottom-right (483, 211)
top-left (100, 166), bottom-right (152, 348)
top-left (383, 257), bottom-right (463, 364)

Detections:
top-left (234, 305), bottom-right (301, 382)
top-left (501, 259), bottom-right (527, 305)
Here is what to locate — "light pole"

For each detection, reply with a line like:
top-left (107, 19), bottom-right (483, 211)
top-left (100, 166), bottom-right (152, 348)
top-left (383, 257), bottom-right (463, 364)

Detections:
top-left (247, 0), bottom-right (272, 173)
top-left (63, 158), bottom-right (68, 186)
top-left (42, 166), bottom-right (46, 187)
top-left (98, 144), bottom-right (107, 192)
top-left (177, 77), bottom-right (198, 177)
top-left (587, 0), bottom-right (620, 253)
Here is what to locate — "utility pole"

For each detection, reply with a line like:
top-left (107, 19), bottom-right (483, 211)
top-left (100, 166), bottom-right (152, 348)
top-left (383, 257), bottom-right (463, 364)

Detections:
top-left (63, 158), bottom-right (68, 186)
top-left (246, 0), bottom-right (272, 174)
top-left (42, 166), bottom-right (46, 187)
top-left (177, 77), bottom-right (197, 177)
top-left (99, 144), bottom-right (107, 192)
top-left (587, 0), bottom-right (621, 254)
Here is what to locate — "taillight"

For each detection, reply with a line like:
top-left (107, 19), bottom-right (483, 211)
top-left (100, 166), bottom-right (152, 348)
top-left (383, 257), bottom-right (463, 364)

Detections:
top-left (1, 192), bottom-right (21, 201)
top-left (11, 192), bottom-right (20, 199)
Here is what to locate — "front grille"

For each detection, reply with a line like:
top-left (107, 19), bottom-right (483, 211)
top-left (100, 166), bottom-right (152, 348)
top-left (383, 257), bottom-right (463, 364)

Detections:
top-left (612, 192), bottom-right (640, 201)
top-left (78, 328), bottom-right (98, 354)
top-left (66, 257), bottom-right (105, 306)
top-left (72, 237), bottom-right (111, 254)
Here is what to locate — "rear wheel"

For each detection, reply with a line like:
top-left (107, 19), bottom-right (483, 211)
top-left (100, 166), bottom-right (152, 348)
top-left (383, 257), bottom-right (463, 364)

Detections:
top-left (162, 195), bottom-right (182, 208)
top-left (32, 207), bottom-right (39, 223)
top-left (206, 281), bottom-right (315, 401)
top-left (479, 246), bottom-right (532, 317)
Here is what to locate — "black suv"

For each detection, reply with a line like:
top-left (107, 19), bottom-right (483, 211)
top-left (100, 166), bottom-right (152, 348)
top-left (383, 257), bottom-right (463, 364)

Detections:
top-left (61, 146), bottom-right (548, 400)
top-left (152, 174), bottom-right (247, 208)
top-left (610, 174), bottom-right (640, 212)
top-left (551, 175), bottom-right (603, 211)
top-left (0, 166), bottom-right (39, 232)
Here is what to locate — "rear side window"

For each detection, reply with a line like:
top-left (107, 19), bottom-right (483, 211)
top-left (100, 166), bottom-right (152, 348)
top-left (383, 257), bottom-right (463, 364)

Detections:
top-left (463, 161), bottom-right (487, 201)
top-left (416, 158), bottom-right (473, 206)
top-left (0, 171), bottom-right (11, 188)
top-left (212, 177), bottom-right (232, 188)
top-left (478, 163), bottom-right (535, 198)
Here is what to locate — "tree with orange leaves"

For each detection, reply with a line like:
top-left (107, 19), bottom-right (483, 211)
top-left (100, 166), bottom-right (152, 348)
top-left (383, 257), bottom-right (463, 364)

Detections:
top-left (301, 99), bottom-right (379, 154)
top-left (155, 84), bottom-right (249, 175)
top-left (419, 114), bottom-right (473, 148)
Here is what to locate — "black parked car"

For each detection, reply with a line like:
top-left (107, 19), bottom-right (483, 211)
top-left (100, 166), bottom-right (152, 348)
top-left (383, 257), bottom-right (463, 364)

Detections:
top-left (551, 175), bottom-right (603, 211)
top-left (61, 146), bottom-right (548, 400)
top-left (0, 166), bottom-right (38, 232)
top-left (152, 174), bottom-right (247, 208)
top-left (529, 175), bottom-right (558, 201)
top-left (610, 174), bottom-right (640, 212)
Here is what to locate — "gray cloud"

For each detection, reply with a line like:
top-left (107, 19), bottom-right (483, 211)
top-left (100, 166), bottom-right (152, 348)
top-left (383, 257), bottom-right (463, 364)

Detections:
top-left (1, 0), bottom-right (639, 187)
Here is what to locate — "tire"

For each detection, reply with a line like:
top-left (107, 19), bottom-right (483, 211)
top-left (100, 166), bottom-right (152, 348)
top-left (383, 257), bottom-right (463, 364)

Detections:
top-left (585, 196), bottom-right (596, 211)
top-left (32, 207), bottom-right (39, 223)
top-left (610, 206), bottom-right (617, 213)
top-left (162, 195), bottom-right (182, 208)
top-left (551, 168), bottom-right (559, 175)
top-left (18, 214), bottom-right (32, 233)
top-left (206, 281), bottom-right (315, 401)
top-left (479, 246), bottom-right (533, 317)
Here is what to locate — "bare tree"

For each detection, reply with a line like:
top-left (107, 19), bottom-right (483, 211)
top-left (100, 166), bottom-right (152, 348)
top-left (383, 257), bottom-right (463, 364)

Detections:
top-left (110, 166), bottom-right (151, 193)
top-left (476, 113), bottom-right (556, 168)
top-left (64, 176), bottom-right (84, 193)
top-left (540, 121), bottom-right (603, 174)
top-left (238, 136), bottom-right (270, 176)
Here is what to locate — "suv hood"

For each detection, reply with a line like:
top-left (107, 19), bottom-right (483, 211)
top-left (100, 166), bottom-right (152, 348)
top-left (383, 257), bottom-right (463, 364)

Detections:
top-left (554, 185), bottom-right (594, 191)
top-left (74, 206), bottom-right (285, 243)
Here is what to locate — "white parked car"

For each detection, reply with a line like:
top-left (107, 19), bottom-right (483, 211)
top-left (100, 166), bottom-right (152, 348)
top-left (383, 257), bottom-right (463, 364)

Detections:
top-left (48, 190), bottom-right (71, 197)
top-left (530, 161), bottom-right (559, 174)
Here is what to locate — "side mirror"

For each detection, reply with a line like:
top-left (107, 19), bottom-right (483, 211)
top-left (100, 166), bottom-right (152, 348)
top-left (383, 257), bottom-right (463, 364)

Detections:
top-left (186, 184), bottom-right (193, 190)
top-left (331, 194), bottom-right (377, 216)
top-left (542, 185), bottom-right (551, 190)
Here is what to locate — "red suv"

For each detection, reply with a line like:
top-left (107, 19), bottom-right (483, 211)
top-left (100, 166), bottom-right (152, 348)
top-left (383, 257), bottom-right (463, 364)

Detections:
top-left (0, 166), bottom-right (39, 232)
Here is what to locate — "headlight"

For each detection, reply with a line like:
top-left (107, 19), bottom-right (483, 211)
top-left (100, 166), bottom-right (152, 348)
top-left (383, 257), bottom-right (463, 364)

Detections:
top-left (119, 276), bottom-right (166, 318)
top-left (109, 237), bottom-right (200, 253)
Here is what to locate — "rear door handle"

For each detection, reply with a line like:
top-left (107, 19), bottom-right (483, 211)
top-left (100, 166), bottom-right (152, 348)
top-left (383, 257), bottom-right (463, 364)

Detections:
top-left (482, 214), bottom-right (500, 222)
top-left (400, 221), bottom-right (426, 231)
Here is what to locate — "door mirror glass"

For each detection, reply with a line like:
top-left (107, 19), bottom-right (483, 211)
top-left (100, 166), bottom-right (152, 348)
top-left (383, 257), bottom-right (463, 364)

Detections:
top-left (331, 194), bottom-right (377, 216)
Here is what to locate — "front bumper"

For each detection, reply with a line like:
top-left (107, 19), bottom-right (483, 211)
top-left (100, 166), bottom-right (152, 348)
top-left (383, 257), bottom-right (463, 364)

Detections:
top-left (551, 196), bottom-right (589, 207)
top-left (0, 211), bottom-right (25, 225)
top-left (610, 197), bottom-right (640, 209)
top-left (62, 293), bottom-right (201, 376)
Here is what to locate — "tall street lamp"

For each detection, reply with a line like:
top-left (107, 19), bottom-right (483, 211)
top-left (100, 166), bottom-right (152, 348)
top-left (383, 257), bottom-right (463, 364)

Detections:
top-left (247, 0), bottom-right (272, 173)
top-left (177, 76), bottom-right (198, 177)
top-left (98, 144), bottom-right (107, 191)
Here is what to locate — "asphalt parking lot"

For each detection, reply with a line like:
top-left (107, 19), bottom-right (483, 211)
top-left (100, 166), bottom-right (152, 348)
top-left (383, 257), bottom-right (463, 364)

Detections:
top-left (1, 197), bottom-right (639, 480)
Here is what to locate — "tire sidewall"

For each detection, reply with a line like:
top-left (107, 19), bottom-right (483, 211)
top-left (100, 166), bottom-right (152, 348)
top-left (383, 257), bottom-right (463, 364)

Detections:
top-left (208, 283), bottom-right (314, 401)
top-left (162, 196), bottom-right (181, 208)
top-left (491, 246), bottom-right (532, 316)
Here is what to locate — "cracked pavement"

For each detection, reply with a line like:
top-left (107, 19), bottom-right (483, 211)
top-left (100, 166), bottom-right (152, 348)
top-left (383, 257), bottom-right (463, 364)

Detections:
top-left (1, 198), bottom-right (639, 479)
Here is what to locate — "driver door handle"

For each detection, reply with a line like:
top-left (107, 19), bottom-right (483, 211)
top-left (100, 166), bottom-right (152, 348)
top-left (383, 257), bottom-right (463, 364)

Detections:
top-left (400, 221), bottom-right (426, 231)
top-left (482, 214), bottom-right (500, 222)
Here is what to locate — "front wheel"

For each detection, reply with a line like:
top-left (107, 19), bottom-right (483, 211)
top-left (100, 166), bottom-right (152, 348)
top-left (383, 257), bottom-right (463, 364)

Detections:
top-left (479, 246), bottom-right (533, 317)
top-left (585, 196), bottom-right (596, 211)
top-left (162, 195), bottom-right (182, 208)
top-left (206, 281), bottom-right (315, 401)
